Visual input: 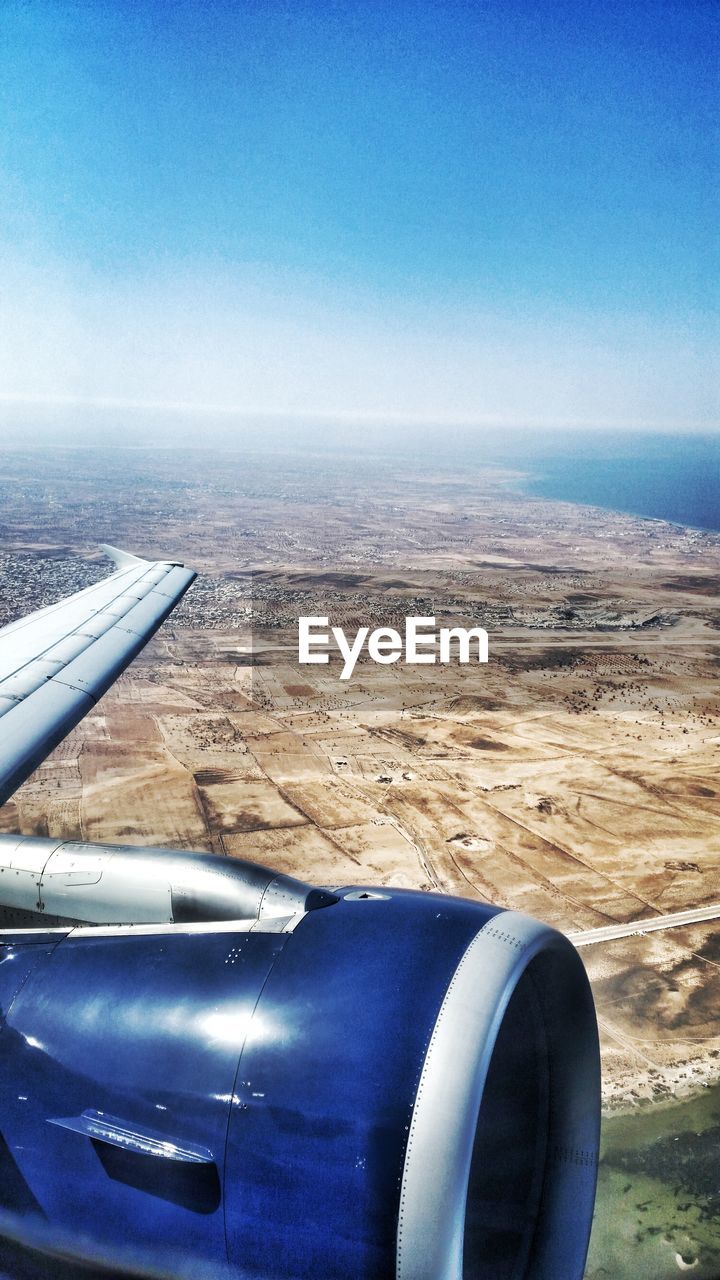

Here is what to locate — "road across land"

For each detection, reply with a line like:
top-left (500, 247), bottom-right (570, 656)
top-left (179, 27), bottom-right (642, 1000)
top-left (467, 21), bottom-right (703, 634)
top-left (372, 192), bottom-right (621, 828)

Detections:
top-left (569, 902), bottom-right (720, 948)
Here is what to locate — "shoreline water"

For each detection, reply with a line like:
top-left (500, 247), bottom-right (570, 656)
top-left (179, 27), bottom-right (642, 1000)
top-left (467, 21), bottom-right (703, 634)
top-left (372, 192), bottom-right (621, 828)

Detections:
top-left (518, 439), bottom-right (720, 536)
top-left (589, 1079), bottom-right (720, 1280)
top-left (515, 479), bottom-right (720, 539)
top-left (603, 1059), bottom-right (720, 1118)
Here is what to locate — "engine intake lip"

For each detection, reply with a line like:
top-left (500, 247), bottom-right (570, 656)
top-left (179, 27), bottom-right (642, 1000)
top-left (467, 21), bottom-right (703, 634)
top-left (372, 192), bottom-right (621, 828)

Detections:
top-left (395, 910), bottom-right (600, 1280)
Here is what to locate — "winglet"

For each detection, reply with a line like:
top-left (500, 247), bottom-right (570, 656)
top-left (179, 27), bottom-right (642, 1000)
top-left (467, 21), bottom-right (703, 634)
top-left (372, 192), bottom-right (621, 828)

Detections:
top-left (99, 544), bottom-right (147, 569)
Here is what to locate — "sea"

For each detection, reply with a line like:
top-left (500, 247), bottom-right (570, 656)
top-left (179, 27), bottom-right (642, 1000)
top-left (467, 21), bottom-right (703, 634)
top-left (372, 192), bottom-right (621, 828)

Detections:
top-left (517, 432), bottom-right (720, 535)
top-left (586, 1085), bottom-right (720, 1280)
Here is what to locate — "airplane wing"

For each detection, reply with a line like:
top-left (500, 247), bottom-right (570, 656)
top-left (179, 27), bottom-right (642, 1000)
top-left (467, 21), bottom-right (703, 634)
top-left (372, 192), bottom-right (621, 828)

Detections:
top-left (0, 545), bottom-right (195, 808)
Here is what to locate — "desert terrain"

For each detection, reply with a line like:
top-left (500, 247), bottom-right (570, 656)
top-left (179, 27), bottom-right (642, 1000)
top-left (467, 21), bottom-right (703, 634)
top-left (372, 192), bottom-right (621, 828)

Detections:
top-left (0, 443), bottom-right (718, 1113)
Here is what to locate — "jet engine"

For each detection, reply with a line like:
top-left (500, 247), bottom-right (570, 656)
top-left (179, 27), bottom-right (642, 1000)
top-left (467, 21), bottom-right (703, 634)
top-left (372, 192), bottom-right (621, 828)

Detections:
top-left (0, 836), bottom-right (600, 1280)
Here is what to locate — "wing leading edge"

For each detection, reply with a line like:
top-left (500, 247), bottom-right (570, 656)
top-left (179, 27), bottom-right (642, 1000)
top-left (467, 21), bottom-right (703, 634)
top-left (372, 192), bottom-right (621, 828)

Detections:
top-left (0, 546), bottom-right (195, 807)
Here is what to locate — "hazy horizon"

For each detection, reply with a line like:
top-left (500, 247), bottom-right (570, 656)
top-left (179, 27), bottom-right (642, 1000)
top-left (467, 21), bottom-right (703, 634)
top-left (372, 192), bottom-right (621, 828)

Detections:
top-left (1, 403), bottom-right (719, 454)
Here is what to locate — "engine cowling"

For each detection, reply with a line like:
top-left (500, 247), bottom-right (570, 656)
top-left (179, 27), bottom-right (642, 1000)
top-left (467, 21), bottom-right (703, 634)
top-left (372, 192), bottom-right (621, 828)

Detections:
top-left (0, 856), bottom-right (599, 1280)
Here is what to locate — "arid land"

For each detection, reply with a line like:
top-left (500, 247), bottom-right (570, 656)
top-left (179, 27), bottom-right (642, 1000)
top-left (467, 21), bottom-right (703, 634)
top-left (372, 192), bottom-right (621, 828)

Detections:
top-left (0, 444), bottom-right (718, 1110)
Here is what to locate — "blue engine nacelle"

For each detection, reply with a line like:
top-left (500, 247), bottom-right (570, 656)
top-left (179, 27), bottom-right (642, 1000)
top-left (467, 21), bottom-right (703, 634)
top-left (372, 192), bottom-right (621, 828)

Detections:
top-left (0, 882), bottom-right (599, 1279)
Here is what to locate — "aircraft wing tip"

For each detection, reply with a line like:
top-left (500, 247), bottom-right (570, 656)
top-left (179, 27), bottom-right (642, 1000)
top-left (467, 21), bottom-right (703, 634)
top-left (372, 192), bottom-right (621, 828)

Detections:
top-left (98, 543), bottom-right (148, 569)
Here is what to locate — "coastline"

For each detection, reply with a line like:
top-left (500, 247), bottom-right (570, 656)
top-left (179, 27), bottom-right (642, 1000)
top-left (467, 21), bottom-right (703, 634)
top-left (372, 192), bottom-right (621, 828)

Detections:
top-left (602, 1057), bottom-right (720, 1117)
top-left (515, 440), bottom-right (720, 538)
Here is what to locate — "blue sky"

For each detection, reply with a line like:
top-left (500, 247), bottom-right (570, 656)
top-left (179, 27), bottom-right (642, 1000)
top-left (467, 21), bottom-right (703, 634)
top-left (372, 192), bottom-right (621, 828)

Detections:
top-left (0, 0), bottom-right (717, 430)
